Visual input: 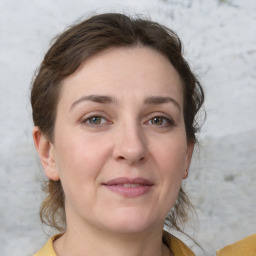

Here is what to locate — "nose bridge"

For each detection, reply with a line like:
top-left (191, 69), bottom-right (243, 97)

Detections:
top-left (113, 116), bottom-right (148, 164)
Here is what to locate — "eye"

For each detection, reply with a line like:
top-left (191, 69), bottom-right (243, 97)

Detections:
top-left (147, 116), bottom-right (173, 127)
top-left (81, 115), bottom-right (109, 127)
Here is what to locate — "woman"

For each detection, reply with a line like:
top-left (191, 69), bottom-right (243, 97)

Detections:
top-left (31, 13), bottom-right (204, 256)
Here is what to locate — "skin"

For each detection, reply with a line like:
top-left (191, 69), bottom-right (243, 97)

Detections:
top-left (33, 46), bottom-right (194, 256)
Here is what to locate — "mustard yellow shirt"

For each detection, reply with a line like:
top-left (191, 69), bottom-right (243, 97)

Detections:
top-left (33, 232), bottom-right (195, 256)
top-left (217, 233), bottom-right (256, 256)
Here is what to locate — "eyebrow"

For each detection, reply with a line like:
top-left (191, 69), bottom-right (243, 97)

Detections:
top-left (70, 95), bottom-right (181, 111)
top-left (70, 95), bottom-right (116, 111)
top-left (144, 96), bottom-right (181, 111)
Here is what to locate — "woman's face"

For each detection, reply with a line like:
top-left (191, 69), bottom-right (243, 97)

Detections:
top-left (45, 46), bottom-right (193, 234)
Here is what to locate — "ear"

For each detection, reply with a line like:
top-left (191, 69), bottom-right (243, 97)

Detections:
top-left (183, 142), bottom-right (194, 179)
top-left (33, 126), bottom-right (60, 181)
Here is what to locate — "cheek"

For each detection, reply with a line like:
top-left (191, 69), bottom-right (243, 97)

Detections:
top-left (153, 136), bottom-right (188, 173)
top-left (158, 145), bottom-right (187, 210)
top-left (151, 135), bottom-right (188, 202)
top-left (54, 130), bottom-right (111, 183)
top-left (53, 138), bottom-right (102, 208)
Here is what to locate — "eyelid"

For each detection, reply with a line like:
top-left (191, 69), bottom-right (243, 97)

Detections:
top-left (143, 113), bottom-right (175, 127)
top-left (78, 111), bottom-right (175, 128)
top-left (79, 112), bottom-right (113, 127)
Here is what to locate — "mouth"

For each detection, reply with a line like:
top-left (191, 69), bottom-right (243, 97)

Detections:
top-left (122, 184), bottom-right (143, 188)
top-left (102, 177), bottom-right (153, 197)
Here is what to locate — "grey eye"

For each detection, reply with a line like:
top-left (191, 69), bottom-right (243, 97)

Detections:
top-left (88, 116), bottom-right (102, 125)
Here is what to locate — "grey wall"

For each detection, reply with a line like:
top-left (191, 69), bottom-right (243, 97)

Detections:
top-left (0, 0), bottom-right (255, 255)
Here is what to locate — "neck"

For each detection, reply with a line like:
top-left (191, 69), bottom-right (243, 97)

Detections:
top-left (54, 222), bottom-right (170, 256)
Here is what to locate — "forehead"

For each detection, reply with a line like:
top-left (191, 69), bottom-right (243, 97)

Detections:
top-left (59, 46), bottom-right (184, 106)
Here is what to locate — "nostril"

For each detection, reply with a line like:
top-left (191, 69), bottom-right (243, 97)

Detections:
top-left (117, 156), bottom-right (126, 160)
top-left (116, 154), bottom-right (146, 164)
top-left (138, 156), bottom-right (145, 161)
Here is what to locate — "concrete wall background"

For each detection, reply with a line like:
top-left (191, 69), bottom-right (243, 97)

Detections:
top-left (0, 0), bottom-right (255, 255)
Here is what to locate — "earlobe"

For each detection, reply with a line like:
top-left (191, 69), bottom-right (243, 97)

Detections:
top-left (33, 126), bottom-right (60, 181)
top-left (183, 142), bottom-right (194, 179)
top-left (183, 169), bottom-right (189, 179)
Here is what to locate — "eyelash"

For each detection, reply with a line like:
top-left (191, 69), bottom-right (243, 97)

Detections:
top-left (80, 114), bottom-right (174, 128)
top-left (80, 115), bottom-right (110, 127)
top-left (146, 116), bottom-right (174, 127)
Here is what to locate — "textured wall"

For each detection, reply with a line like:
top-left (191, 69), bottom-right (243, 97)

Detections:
top-left (0, 0), bottom-right (255, 255)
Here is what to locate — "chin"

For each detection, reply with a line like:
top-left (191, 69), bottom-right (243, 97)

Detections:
top-left (102, 209), bottom-right (161, 234)
top-left (107, 222), bottom-right (153, 235)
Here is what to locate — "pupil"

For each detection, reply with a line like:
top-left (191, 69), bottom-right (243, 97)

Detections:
top-left (91, 117), bottom-right (100, 124)
top-left (153, 117), bottom-right (162, 125)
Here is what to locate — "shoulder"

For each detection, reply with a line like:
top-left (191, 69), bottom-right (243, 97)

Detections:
top-left (33, 234), bottom-right (62, 256)
top-left (217, 233), bottom-right (256, 256)
top-left (163, 231), bottom-right (196, 256)
top-left (34, 232), bottom-right (196, 256)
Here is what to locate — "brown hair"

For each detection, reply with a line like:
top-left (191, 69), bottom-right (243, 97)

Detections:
top-left (31, 13), bottom-right (204, 235)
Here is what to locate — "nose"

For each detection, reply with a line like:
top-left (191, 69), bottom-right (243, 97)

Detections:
top-left (112, 122), bottom-right (148, 165)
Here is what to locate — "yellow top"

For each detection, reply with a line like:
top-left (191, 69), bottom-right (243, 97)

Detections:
top-left (217, 233), bottom-right (256, 256)
top-left (33, 232), bottom-right (195, 256)
top-left (169, 235), bottom-right (196, 256)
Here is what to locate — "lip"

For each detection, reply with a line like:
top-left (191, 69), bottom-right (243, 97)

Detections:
top-left (102, 177), bottom-right (153, 197)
